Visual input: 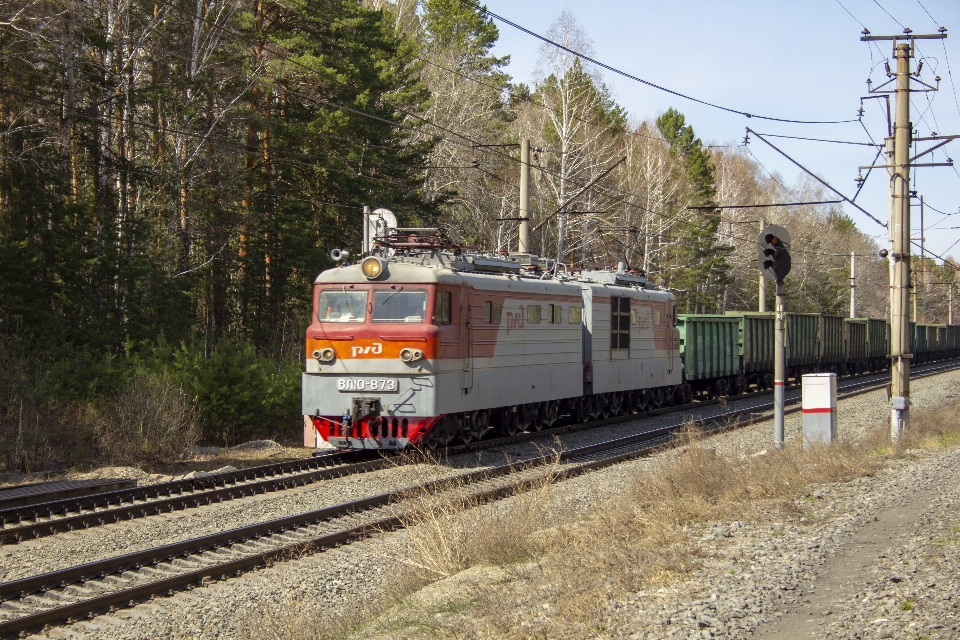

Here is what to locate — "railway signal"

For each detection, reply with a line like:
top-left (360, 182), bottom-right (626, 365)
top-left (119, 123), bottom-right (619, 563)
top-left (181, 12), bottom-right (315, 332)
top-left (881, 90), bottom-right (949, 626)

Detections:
top-left (757, 224), bottom-right (792, 282)
top-left (757, 224), bottom-right (791, 449)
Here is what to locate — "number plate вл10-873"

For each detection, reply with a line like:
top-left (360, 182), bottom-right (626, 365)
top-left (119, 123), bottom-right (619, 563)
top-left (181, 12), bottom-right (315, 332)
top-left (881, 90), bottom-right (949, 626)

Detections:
top-left (337, 378), bottom-right (398, 392)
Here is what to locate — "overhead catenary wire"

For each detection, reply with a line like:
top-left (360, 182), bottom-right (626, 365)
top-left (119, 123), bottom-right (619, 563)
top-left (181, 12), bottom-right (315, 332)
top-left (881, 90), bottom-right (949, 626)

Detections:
top-left (455, 0), bottom-right (859, 125)
top-left (871, 0), bottom-right (908, 31)
top-left (753, 133), bottom-right (881, 147)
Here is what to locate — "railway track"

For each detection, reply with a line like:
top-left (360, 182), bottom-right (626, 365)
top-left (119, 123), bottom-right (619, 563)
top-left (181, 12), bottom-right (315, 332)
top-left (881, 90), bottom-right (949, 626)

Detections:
top-left (1, 358), bottom-right (957, 638)
top-left (4, 358), bottom-right (957, 546)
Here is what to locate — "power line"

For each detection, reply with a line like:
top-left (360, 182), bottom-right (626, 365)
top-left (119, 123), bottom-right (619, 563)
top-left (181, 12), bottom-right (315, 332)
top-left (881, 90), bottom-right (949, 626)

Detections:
top-left (754, 133), bottom-right (880, 147)
top-left (871, 0), bottom-right (907, 31)
top-left (914, 0), bottom-right (939, 26)
top-left (456, 0), bottom-right (859, 125)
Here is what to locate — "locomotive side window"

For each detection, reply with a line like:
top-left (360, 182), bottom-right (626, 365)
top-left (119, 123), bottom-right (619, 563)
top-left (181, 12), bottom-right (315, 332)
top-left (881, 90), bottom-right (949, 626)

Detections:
top-left (554, 305), bottom-right (563, 324)
top-left (318, 290), bottom-right (367, 322)
top-left (611, 296), bottom-right (631, 350)
top-left (653, 310), bottom-right (661, 326)
top-left (547, 304), bottom-right (556, 324)
top-left (527, 305), bottom-right (542, 324)
top-left (435, 291), bottom-right (452, 324)
top-left (493, 303), bottom-right (502, 324)
top-left (568, 306), bottom-right (582, 324)
top-left (630, 309), bottom-right (637, 325)
top-left (484, 301), bottom-right (492, 323)
top-left (373, 290), bottom-right (427, 322)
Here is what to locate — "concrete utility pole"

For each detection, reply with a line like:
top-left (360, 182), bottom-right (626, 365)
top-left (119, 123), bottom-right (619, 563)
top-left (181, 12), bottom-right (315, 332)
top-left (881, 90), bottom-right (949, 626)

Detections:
top-left (890, 41), bottom-right (913, 441)
top-left (862, 29), bottom-right (953, 441)
top-left (518, 138), bottom-right (530, 253)
top-left (863, 29), bottom-right (960, 440)
top-left (944, 290), bottom-right (952, 322)
top-left (759, 219), bottom-right (767, 312)
top-left (850, 252), bottom-right (857, 318)
top-left (919, 195), bottom-right (925, 323)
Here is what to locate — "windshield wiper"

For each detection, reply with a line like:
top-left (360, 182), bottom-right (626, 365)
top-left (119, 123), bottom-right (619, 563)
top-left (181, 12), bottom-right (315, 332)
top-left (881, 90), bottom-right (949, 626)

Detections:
top-left (380, 286), bottom-right (403, 305)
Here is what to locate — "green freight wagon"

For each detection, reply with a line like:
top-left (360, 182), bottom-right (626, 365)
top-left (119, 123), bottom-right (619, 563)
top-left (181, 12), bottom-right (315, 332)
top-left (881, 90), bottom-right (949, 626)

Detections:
top-left (819, 315), bottom-right (845, 370)
top-left (946, 324), bottom-right (960, 357)
top-left (785, 313), bottom-right (819, 371)
top-left (926, 324), bottom-right (939, 361)
top-left (844, 319), bottom-right (869, 374)
top-left (912, 323), bottom-right (928, 362)
top-left (866, 318), bottom-right (889, 371)
top-left (725, 312), bottom-right (774, 389)
top-left (677, 315), bottom-right (743, 396)
top-left (936, 325), bottom-right (947, 360)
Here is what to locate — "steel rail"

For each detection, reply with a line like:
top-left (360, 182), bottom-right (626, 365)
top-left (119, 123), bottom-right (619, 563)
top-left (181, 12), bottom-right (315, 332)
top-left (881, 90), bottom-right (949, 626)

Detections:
top-left (0, 479), bottom-right (137, 511)
top-left (1, 358), bottom-right (958, 637)
top-left (0, 452), bottom-right (374, 544)
top-left (4, 358), bottom-right (956, 545)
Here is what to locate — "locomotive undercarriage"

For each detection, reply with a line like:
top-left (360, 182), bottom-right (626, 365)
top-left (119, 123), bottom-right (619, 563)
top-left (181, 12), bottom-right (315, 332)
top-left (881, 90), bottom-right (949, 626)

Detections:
top-left (418, 385), bottom-right (686, 450)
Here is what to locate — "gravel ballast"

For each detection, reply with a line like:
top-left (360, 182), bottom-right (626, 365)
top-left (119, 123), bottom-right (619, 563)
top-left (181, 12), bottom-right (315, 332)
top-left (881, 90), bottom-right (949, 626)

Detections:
top-left (20, 367), bottom-right (960, 639)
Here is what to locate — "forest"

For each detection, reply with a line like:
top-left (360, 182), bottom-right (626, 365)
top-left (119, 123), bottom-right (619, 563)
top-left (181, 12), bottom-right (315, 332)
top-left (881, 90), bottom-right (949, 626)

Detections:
top-left (0, 0), bottom-right (954, 471)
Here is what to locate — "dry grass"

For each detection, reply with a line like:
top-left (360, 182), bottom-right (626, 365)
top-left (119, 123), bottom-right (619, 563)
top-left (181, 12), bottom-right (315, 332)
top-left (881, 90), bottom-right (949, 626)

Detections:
top-left (247, 403), bottom-right (960, 640)
top-left (899, 402), bottom-right (960, 450)
top-left (389, 447), bottom-right (567, 581)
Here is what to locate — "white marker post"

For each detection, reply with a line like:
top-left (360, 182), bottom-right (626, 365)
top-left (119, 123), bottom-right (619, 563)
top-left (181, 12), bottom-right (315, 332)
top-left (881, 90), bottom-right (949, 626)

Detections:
top-left (802, 373), bottom-right (837, 449)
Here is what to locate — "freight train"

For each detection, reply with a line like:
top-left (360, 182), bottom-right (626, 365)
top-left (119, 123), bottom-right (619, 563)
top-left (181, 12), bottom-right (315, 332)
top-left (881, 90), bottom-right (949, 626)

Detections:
top-left (302, 229), bottom-right (960, 450)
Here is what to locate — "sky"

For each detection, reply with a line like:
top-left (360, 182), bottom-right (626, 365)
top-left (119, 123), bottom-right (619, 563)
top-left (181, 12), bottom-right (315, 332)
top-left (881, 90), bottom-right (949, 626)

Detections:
top-left (479, 0), bottom-right (960, 261)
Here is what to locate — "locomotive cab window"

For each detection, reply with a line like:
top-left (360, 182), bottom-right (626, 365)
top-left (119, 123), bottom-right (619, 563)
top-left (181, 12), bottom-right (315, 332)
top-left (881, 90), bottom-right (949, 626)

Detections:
top-left (373, 289), bottom-right (427, 323)
top-left (527, 305), bottom-right (541, 324)
top-left (568, 306), bottom-right (582, 324)
top-left (611, 296), bottom-right (631, 350)
top-left (318, 290), bottom-right (367, 322)
top-left (435, 291), bottom-right (452, 324)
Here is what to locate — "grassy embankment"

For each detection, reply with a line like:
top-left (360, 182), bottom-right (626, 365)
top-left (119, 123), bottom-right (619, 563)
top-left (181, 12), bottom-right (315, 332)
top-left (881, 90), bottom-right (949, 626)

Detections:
top-left (246, 402), bottom-right (960, 640)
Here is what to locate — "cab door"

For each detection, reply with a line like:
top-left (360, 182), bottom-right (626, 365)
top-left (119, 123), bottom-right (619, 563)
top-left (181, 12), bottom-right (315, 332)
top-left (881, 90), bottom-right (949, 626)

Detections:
top-left (461, 291), bottom-right (474, 393)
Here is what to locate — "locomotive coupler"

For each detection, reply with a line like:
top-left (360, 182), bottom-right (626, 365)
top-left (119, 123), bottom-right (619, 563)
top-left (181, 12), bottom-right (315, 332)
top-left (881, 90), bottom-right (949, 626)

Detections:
top-left (351, 397), bottom-right (382, 420)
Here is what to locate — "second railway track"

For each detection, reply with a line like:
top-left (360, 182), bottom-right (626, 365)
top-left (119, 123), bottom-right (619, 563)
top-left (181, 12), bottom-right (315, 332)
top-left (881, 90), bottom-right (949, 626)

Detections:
top-left (3, 358), bottom-right (958, 546)
top-left (0, 359), bottom-right (957, 638)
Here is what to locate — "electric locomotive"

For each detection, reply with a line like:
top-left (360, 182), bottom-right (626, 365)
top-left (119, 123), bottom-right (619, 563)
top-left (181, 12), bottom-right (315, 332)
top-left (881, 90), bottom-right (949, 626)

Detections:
top-left (303, 228), bottom-right (682, 450)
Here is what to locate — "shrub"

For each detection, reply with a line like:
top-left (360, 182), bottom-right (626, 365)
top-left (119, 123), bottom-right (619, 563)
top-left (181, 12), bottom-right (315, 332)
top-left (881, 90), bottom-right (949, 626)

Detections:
top-left (92, 372), bottom-right (200, 464)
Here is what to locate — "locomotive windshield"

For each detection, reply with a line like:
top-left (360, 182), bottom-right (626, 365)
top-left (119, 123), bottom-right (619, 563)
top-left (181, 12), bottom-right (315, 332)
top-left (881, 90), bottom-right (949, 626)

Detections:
top-left (318, 290), bottom-right (367, 322)
top-left (372, 289), bottom-right (427, 323)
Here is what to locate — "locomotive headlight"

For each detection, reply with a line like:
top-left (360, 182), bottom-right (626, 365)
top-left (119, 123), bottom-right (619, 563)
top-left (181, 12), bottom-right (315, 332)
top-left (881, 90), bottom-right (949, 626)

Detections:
top-left (361, 257), bottom-right (385, 279)
top-left (314, 348), bottom-right (335, 362)
top-left (400, 348), bottom-right (423, 362)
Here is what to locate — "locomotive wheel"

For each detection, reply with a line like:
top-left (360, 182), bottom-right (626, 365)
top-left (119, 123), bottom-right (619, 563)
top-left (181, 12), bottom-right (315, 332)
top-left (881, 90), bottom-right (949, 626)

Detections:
top-left (610, 393), bottom-right (624, 416)
top-left (422, 430), bottom-right (441, 451)
top-left (639, 390), bottom-right (654, 412)
top-left (470, 411), bottom-right (489, 442)
top-left (503, 411), bottom-right (520, 437)
top-left (524, 405), bottom-right (541, 432)
top-left (540, 401), bottom-right (560, 429)
top-left (598, 395), bottom-right (611, 420)
top-left (651, 388), bottom-right (664, 410)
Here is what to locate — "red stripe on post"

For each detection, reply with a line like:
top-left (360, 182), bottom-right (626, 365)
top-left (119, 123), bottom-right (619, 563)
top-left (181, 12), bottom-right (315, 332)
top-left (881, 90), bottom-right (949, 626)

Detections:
top-left (802, 407), bottom-right (833, 414)
top-left (774, 381), bottom-right (784, 386)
